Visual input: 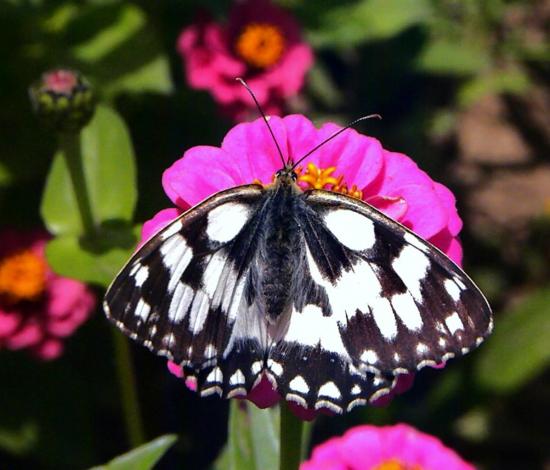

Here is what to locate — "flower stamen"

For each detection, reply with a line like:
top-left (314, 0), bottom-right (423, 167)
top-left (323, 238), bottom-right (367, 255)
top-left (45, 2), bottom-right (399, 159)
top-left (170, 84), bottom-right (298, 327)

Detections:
top-left (235, 23), bottom-right (285, 68)
top-left (0, 249), bottom-right (47, 304)
top-left (297, 162), bottom-right (363, 199)
top-left (374, 459), bottom-right (422, 470)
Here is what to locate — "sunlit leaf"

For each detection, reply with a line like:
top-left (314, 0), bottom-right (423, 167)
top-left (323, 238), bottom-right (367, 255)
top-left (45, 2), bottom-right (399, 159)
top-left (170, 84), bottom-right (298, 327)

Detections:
top-left (307, 0), bottom-right (431, 47)
top-left (476, 288), bottom-right (550, 392)
top-left (45, 223), bottom-right (140, 287)
top-left (90, 434), bottom-right (177, 470)
top-left (416, 38), bottom-right (490, 75)
top-left (41, 105), bottom-right (137, 235)
top-left (458, 69), bottom-right (530, 106)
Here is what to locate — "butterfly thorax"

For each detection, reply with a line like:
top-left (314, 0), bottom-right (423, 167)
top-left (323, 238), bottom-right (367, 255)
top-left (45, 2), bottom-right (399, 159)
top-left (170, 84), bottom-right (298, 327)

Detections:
top-left (260, 174), bottom-right (303, 324)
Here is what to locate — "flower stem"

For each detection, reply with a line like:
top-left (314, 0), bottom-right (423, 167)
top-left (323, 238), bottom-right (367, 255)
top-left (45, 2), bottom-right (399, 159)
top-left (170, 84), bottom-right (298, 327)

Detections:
top-left (58, 132), bottom-right (96, 235)
top-left (112, 329), bottom-right (146, 448)
top-left (279, 403), bottom-right (304, 470)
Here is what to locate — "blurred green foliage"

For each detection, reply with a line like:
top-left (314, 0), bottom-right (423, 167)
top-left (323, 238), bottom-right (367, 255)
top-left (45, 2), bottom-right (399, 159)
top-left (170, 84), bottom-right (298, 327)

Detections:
top-left (0, 0), bottom-right (548, 469)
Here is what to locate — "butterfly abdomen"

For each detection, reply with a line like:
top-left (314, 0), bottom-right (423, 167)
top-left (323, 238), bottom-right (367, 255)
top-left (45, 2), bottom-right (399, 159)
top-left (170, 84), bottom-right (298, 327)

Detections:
top-left (260, 183), bottom-right (303, 323)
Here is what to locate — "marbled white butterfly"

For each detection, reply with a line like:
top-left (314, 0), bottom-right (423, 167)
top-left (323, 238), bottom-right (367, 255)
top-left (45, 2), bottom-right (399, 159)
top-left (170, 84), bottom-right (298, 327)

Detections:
top-left (104, 83), bottom-right (492, 414)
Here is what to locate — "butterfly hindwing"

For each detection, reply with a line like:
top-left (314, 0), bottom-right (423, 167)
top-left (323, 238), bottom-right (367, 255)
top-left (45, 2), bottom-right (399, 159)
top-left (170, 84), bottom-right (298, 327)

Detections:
top-left (104, 185), bottom-right (269, 398)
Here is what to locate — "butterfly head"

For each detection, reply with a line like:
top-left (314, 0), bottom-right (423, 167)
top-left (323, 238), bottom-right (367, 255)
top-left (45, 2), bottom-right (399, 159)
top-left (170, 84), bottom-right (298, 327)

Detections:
top-left (274, 165), bottom-right (298, 186)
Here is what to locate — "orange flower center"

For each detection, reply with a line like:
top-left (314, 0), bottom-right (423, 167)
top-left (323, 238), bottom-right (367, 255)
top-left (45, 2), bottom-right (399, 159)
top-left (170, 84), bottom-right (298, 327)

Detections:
top-left (0, 249), bottom-right (47, 304)
top-left (374, 459), bottom-right (422, 470)
top-left (297, 162), bottom-right (363, 199)
top-left (235, 23), bottom-right (285, 69)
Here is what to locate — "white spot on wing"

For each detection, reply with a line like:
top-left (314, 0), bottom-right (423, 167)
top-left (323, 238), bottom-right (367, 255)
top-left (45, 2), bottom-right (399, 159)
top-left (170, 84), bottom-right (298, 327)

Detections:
top-left (206, 202), bottom-right (250, 244)
top-left (135, 298), bottom-right (151, 321)
top-left (168, 282), bottom-right (194, 322)
top-left (444, 279), bottom-right (462, 302)
top-left (392, 245), bottom-right (430, 302)
top-left (133, 265), bottom-right (149, 287)
top-left (230, 370), bottom-right (245, 386)
top-left (391, 292), bottom-right (423, 331)
top-left (268, 360), bottom-right (283, 376)
top-left (361, 349), bottom-right (378, 364)
top-left (445, 312), bottom-right (464, 335)
top-left (416, 342), bottom-right (428, 355)
top-left (370, 296), bottom-right (398, 340)
top-left (160, 219), bottom-right (183, 240)
top-left (305, 246), bottom-right (382, 325)
top-left (202, 252), bottom-right (228, 298)
top-left (403, 231), bottom-right (429, 252)
top-left (206, 367), bottom-right (223, 384)
top-left (318, 381), bottom-right (341, 399)
top-left (289, 375), bottom-right (309, 394)
top-left (283, 304), bottom-right (348, 356)
top-left (204, 344), bottom-right (217, 359)
top-left (188, 290), bottom-right (210, 334)
top-left (324, 209), bottom-right (376, 251)
top-left (351, 384), bottom-right (361, 395)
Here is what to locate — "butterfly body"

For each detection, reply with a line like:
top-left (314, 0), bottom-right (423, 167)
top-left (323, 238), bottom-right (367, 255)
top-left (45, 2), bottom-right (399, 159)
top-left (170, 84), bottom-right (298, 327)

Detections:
top-left (104, 166), bottom-right (492, 413)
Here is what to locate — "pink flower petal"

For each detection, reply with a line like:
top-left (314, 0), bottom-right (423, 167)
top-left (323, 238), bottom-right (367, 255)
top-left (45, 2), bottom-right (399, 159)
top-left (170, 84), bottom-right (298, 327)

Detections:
top-left (222, 117), bottom-right (289, 185)
top-left (141, 208), bottom-right (182, 247)
top-left (366, 195), bottom-right (408, 221)
top-left (163, 146), bottom-right (242, 207)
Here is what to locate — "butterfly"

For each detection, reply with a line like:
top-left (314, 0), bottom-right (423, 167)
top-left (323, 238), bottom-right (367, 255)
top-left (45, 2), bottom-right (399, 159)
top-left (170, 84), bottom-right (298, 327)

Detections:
top-left (104, 87), bottom-right (492, 414)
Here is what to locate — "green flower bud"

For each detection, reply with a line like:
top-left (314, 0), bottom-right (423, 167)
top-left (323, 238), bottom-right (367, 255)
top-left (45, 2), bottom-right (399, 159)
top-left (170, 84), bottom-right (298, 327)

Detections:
top-left (29, 69), bottom-right (95, 133)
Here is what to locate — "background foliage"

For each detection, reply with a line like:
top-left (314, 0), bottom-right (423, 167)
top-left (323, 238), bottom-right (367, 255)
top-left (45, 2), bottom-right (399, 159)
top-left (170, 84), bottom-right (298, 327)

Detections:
top-left (0, 0), bottom-right (548, 468)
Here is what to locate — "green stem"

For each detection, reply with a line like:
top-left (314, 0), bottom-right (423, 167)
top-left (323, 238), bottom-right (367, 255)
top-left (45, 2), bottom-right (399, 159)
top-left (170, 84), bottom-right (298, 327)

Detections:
top-left (279, 403), bottom-right (304, 470)
top-left (59, 132), bottom-right (96, 235)
top-left (112, 330), bottom-right (146, 448)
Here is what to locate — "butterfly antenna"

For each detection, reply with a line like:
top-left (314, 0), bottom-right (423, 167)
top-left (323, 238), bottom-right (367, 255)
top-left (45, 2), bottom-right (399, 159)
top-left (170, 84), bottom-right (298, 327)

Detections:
top-left (291, 114), bottom-right (382, 171)
top-left (236, 77), bottom-right (286, 168)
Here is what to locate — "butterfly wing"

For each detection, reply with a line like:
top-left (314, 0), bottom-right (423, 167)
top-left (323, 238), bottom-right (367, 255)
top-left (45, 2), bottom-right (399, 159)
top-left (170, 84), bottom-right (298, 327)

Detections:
top-left (266, 189), bottom-right (493, 413)
top-left (104, 184), bottom-right (271, 398)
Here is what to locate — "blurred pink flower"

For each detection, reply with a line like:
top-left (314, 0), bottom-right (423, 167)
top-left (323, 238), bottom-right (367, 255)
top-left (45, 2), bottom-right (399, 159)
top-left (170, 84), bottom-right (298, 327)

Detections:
top-left (0, 229), bottom-right (95, 360)
top-left (177, 0), bottom-right (313, 120)
top-left (301, 423), bottom-right (474, 470)
top-left (143, 115), bottom-right (463, 418)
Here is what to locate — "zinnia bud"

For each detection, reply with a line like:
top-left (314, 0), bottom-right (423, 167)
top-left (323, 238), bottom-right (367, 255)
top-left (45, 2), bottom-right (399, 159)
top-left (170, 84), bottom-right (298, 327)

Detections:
top-left (29, 69), bottom-right (95, 133)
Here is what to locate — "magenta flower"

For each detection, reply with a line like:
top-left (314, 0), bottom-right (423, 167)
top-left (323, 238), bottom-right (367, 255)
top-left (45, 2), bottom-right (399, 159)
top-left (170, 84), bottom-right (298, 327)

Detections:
top-left (177, 0), bottom-right (313, 119)
top-left (0, 229), bottom-right (95, 360)
top-left (140, 114), bottom-right (463, 419)
top-left (301, 423), bottom-right (474, 470)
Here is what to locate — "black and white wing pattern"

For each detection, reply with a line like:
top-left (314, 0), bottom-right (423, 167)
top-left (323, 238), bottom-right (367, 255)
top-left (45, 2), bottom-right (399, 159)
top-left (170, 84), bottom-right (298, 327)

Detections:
top-left (105, 185), bottom-right (271, 398)
top-left (267, 189), bottom-right (492, 413)
top-left (104, 180), bottom-right (492, 414)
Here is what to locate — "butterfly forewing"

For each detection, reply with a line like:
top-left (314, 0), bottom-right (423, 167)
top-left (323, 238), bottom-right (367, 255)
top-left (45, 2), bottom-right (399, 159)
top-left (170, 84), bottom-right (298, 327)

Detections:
top-left (104, 184), bottom-right (270, 397)
top-left (104, 179), bottom-right (492, 414)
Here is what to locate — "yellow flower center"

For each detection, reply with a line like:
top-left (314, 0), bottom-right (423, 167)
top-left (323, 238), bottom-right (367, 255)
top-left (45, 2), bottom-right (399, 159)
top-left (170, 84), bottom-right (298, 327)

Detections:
top-left (297, 163), bottom-right (363, 199)
top-left (235, 23), bottom-right (285, 69)
top-left (374, 459), bottom-right (422, 470)
top-left (0, 249), bottom-right (47, 304)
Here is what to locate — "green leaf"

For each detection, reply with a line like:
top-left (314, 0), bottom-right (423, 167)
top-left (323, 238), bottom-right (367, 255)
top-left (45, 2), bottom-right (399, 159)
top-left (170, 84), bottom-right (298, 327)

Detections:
top-left (90, 434), bottom-right (177, 470)
top-left (416, 38), bottom-right (490, 75)
top-left (307, 0), bottom-right (431, 47)
top-left (45, 223), bottom-right (140, 287)
top-left (457, 69), bottom-right (530, 106)
top-left (41, 105), bottom-right (137, 236)
top-left (476, 288), bottom-right (550, 392)
top-left (70, 4), bottom-right (172, 96)
top-left (0, 422), bottom-right (38, 456)
top-left (214, 402), bottom-right (279, 470)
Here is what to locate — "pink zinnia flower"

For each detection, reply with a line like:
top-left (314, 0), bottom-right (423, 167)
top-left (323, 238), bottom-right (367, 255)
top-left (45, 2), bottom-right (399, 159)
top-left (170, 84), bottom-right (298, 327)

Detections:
top-left (141, 114), bottom-right (463, 419)
top-left (301, 423), bottom-right (474, 470)
top-left (177, 0), bottom-right (313, 119)
top-left (0, 229), bottom-right (95, 360)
